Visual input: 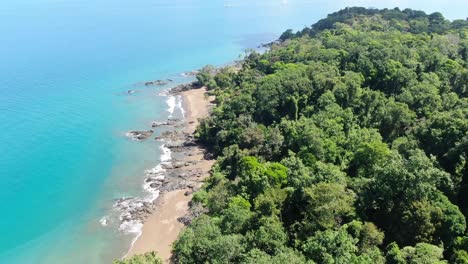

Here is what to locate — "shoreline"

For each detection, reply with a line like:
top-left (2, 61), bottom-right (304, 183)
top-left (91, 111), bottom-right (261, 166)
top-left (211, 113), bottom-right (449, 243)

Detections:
top-left (125, 86), bottom-right (215, 262)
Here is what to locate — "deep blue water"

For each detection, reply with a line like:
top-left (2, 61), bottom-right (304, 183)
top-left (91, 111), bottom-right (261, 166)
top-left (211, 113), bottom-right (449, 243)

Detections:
top-left (0, 0), bottom-right (465, 263)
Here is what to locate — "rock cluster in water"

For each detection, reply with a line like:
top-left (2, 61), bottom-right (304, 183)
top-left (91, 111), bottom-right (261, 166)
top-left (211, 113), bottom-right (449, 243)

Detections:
top-left (114, 197), bottom-right (155, 224)
top-left (126, 130), bottom-right (154, 140)
top-left (144, 79), bottom-right (173, 86)
top-left (180, 71), bottom-right (198, 77)
top-left (151, 118), bottom-right (180, 128)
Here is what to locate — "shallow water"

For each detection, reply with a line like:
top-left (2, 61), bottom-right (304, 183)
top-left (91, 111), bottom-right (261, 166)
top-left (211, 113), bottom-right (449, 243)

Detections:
top-left (0, 0), bottom-right (465, 263)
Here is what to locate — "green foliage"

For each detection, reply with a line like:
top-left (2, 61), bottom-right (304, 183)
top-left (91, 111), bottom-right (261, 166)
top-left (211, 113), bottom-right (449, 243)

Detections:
top-left (280, 29), bottom-right (295, 41)
top-left (349, 141), bottom-right (391, 177)
top-left (301, 183), bottom-right (356, 231)
top-left (173, 215), bottom-right (245, 264)
top-left (386, 242), bottom-right (448, 264)
top-left (242, 248), bottom-right (307, 264)
top-left (302, 224), bottom-right (385, 264)
top-left (220, 196), bottom-right (253, 234)
top-left (113, 252), bottom-right (162, 264)
top-left (302, 227), bottom-right (358, 263)
top-left (346, 221), bottom-right (384, 252)
top-left (453, 237), bottom-right (468, 263)
top-left (196, 65), bottom-right (217, 88)
top-left (237, 156), bottom-right (288, 199)
top-left (403, 243), bottom-right (447, 264)
top-left (245, 216), bottom-right (288, 255)
top-left (174, 7), bottom-right (468, 263)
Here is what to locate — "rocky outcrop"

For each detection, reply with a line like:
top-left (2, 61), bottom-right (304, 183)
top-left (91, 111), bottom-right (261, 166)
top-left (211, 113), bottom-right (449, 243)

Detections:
top-left (161, 160), bottom-right (198, 170)
top-left (126, 130), bottom-right (154, 140)
top-left (178, 202), bottom-right (207, 226)
top-left (151, 118), bottom-right (180, 127)
top-left (152, 118), bottom-right (181, 128)
top-left (169, 81), bottom-right (201, 94)
top-left (181, 71), bottom-right (198, 77)
top-left (114, 197), bottom-right (155, 225)
top-left (155, 131), bottom-right (186, 141)
top-left (144, 79), bottom-right (173, 86)
top-left (160, 169), bottom-right (203, 192)
top-left (152, 121), bottom-right (170, 128)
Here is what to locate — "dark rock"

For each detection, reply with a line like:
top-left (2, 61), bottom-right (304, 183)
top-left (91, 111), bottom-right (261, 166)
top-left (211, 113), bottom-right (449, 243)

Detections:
top-left (173, 163), bottom-right (183, 169)
top-left (204, 152), bottom-right (214, 160)
top-left (180, 71), bottom-right (198, 77)
top-left (145, 176), bottom-right (164, 182)
top-left (126, 130), bottom-right (154, 140)
top-left (169, 81), bottom-right (201, 94)
top-left (145, 80), bottom-right (169, 86)
top-left (161, 163), bottom-right (174, 170)
top-left (149, 182), bottom-right (162, 188)
top-left (166, 143), bottom-right (183, 149)
top-left (177, 216), bottom-right (192, 226)
top-left (152, 118), bottom-right (180, 128)
top-left (158, 131), bottom-right (184, 141)
top-left (151, 121), bottom-right (169, 127)
top-left (183, 140), bottom-right (198, 147)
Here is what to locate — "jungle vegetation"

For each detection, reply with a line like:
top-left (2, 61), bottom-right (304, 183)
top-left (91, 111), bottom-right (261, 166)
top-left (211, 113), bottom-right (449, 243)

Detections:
top-left (173, 7), bottom-right (468, 264)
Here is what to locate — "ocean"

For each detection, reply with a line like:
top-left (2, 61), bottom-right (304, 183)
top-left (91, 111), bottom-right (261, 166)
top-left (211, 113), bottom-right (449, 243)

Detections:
top-left (0, 0), bottom-right (464, 263)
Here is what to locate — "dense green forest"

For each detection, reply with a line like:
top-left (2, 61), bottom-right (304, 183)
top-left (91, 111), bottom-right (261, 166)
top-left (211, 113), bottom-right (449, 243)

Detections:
top-left (170, 7), bottom-right (468, 263)
top-left (115, 252), bottom-right (162, 264)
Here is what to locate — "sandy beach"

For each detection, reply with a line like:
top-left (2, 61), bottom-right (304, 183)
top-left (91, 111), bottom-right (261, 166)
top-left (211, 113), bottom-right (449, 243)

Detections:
top-left (126, 87), bottom-right (214, 262)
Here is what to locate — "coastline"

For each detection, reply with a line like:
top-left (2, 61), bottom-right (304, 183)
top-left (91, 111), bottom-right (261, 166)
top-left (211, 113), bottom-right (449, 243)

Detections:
top-left (125, 86), bottom-right (215, 262)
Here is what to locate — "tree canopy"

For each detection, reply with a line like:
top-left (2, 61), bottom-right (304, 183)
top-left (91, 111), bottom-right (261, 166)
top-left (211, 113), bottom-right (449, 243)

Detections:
top-left (173, 7), bottom-right (468, 264)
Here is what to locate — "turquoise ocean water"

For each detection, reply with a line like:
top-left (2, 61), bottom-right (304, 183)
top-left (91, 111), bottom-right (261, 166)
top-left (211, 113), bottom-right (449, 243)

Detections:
top-left (0, 0), bottom-right (465, 263)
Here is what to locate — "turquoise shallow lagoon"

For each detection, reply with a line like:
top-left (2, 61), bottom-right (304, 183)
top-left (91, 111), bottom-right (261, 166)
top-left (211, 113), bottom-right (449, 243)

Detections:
top-left (0, 0), bottom-right (465, 263)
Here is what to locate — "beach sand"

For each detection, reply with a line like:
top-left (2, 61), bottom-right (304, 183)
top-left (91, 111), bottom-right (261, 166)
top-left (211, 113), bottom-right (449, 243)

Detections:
top-left (126, 87), bottom-right (214, 263)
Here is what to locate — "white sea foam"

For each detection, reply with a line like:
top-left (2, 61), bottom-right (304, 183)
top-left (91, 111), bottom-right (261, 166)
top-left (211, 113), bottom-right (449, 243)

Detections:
top-left (143, 144), bottom-right (171, 202)
top-left (151, 121), bottom-right (166, 127)
top-left (121, 220), bottom-right (144, 259)
top-left (177, 95), bottom-right (185, 118)
top-left (166, 96), bottom-right (176, 118)
top-left (143, 184), bottom-right (161, 203)
top-left (100, 216), bottom-right (108, 226)
top-left (119, 219), bottom-right (143, 233)
top-left (158, 88), bottom-right (170, 96)
top-left (145, 164), bottom-right (164, 176)
top-left (160, 144), bottom-right (172, 162)
top-left (125, 132), bottom-right (139, 141)
top-left (113, 144), bottom-right (172, 248)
